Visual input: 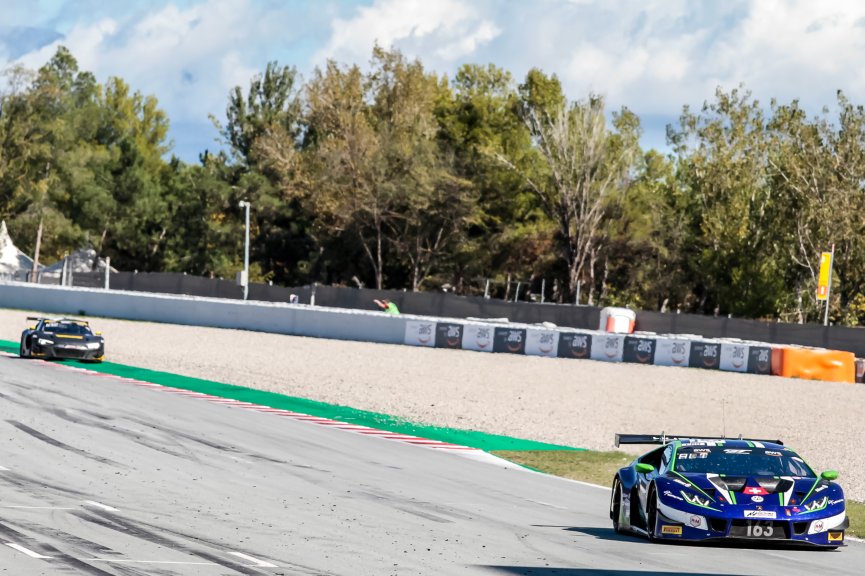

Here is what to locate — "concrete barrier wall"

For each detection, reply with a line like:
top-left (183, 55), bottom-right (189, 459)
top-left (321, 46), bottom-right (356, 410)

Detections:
top-left (0, 280), bottom-right (856, 383)
top-left (0, 281), bottom-right (408, 344)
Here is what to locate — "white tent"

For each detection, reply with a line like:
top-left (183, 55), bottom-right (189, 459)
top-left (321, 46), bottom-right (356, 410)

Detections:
top-left (0, 220), bottom-right (34, 277)
top-left (42, 247), bottom-right (114, 275)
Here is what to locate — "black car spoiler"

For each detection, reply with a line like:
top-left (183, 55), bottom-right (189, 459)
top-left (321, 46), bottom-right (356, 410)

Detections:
top-left (26, 316), bottom-right (88, 325)
top-left (615, 433), bottom-right (784, 447)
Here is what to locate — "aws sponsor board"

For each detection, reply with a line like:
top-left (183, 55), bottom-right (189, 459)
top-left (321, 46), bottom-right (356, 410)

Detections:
top-left (590, 334), bottom-right (625, 362)
top-left (525, 328), bottom-right (559, 357)
top-left (493, 327), bottom-right (527, 354)
top-left (461, 324), bottom-right (495, 352)
top-left (653, 338), bottom-right (692, 367)
top-left (557, 332), bottom-right (592, 359)
top-left (403, 321), bottom-right (437, 347)
top-left (623, 336), bottom-right (656, 364)
top-left (404, 321), bottom-right (775, 376)
top-left (719, 343), bottom-right (750, 372)
top-left (435, 322), bottom-right (463, 349)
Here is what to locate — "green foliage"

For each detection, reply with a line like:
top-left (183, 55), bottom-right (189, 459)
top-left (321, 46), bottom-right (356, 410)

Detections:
top-left (5, 46), bottom-right (865, 327)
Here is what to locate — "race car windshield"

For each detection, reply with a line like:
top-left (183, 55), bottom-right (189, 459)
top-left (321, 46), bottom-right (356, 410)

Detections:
top-left (674, 446), bottom-right (815, 477)
top-left (43, 322), bottom-right (92, 336)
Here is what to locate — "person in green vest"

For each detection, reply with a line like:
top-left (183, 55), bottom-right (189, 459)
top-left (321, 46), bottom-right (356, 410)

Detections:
top-left (374, 298), bottom-right (400, 315)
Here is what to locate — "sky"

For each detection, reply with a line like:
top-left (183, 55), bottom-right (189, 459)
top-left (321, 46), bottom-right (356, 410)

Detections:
top-left (3, 0), bottom-right (865, 162)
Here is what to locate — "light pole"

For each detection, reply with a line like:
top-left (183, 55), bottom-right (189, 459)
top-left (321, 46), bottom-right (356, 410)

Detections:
top-left (238, 200), bottom-right (250, 300)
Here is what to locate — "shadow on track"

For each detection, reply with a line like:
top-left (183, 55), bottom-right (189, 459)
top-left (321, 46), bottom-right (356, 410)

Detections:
top-left (532, 525), bottom-right (841, 552)
top-left (530, 525), bottom-right (648, 544)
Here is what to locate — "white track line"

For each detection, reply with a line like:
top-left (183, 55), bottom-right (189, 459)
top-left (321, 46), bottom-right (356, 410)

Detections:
top-left (228, 551), bottom-right (277, 567)
top-left (88, 559), bottom-right (216, 565)
top-left (3, 506), bottom-right (75, 510)
top-left (4, 542), bottom-right (52, 559)
top-left (84, 500), bottom-right (118, 512)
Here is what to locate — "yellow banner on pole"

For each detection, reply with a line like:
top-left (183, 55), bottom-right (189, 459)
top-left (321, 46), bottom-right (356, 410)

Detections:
top-left (817, 251), bottom-right (832, 301)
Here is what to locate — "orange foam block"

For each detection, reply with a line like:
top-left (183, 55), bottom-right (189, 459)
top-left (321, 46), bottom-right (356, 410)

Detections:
top-left (771, 347), bottom-right (856, 383)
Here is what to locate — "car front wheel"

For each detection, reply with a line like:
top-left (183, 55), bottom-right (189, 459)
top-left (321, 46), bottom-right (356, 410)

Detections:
top-left (610, 478), bottom-right (624, 533)
top-left (646, 485), bottom-right (659, 540)
top-left (19, 338), bottom-right (30, 359)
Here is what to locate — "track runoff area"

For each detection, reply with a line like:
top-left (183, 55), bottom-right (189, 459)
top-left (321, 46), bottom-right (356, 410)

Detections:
top-left (0, 353), bottom-right (862, 575)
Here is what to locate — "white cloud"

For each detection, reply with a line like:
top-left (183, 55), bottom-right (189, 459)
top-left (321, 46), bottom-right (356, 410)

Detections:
top-left (7, 0), bottom-right (865, 160)
top-left (314, 0), bottom-right (500, 67)
top-left (475, 0), bottom-right (865, 118)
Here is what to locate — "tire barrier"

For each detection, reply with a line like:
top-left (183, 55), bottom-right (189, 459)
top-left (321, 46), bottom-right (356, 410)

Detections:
top-left (404, 320), bottom-right (856, 383)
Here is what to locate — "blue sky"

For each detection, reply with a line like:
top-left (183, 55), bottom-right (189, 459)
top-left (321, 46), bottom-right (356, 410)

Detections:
top-left (3, 0), bottom-right (865, 162)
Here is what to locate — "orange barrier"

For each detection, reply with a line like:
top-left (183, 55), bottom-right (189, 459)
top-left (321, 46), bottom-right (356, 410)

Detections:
top-left (771, 347), bottom-right (856, 383)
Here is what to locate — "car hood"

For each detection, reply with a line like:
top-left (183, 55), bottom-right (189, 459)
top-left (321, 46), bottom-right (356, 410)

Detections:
top-left (662, 472), bottom-right (844, 513)
top-left (38, 332), bottom-right (100, 343)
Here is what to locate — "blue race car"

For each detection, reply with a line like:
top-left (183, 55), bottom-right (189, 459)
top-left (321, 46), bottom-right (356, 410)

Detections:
top-left (610, 433), bottom-right (848, 548)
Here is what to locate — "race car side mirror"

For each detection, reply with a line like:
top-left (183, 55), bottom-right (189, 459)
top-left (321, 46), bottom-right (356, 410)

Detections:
top-left (636, 463), bottom-right (654, 474)
top-left (821, 470), bottom-right (839, 481)
top-left (95, 332), bottom-right (102, 336)
top-left (29, 326), bottom-right (35, 330)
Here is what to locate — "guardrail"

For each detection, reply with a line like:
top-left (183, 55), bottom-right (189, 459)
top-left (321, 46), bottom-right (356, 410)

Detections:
top-left (0, 280), bottom-right (857, 384)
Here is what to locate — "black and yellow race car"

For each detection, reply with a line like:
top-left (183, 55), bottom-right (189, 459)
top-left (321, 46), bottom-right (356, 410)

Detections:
top-left (19, 317), bottom-right (105, 362)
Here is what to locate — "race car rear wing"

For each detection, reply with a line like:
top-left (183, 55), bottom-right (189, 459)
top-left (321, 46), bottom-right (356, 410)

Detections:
top-left (25, 316), bottom-right (88, 325)
top-left (615, 433), bottom-right (784, 447)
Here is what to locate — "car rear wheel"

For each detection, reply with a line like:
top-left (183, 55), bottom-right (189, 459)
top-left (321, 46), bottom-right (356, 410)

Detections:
top-left (610, 478), bottom-right (624, 533)
top-left (646, 485), bottom-right (659, 540)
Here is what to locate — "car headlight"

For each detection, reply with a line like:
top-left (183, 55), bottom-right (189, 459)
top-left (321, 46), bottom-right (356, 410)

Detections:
top-left (804, 495), bottom-right (828, 512)
top-left (86, 342), bottom-right (101, 350)
top-left (681, 491), bottom-right (711, 507)
top-left (37, 338), bottom-right (53, 346)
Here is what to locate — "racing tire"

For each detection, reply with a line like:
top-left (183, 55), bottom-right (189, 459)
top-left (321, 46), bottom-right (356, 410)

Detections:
top-left (646, 485), bottom-right (659, 540)
top-left (610, 478), bottom-right (624, 534)
top-left (19, 338), bottom-right (30, 359)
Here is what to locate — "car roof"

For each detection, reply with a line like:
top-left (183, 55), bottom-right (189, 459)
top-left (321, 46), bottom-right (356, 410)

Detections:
top-left (674, 438), bottom-right (787, 451)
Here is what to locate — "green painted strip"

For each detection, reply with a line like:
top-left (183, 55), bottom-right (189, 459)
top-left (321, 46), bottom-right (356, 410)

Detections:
top-left (800, 478), bottom-right (821, 505)
top-left (0, 339), bottom-right (580, 453)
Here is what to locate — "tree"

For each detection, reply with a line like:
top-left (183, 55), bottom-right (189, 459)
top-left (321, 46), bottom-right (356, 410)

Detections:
top-left (304, 47), bottom-right (474, 290)
top-left (768, 92), bottom-right (865, 323)
top-left (667, 86), bottom-right (787, 316)
top-left (603, 150), bottom-right (687, 310)
top-left (214, 61), bottom-right (315, 285)
top-left (436, 64), bottom-right (553, 296)
top-left (516, 69), bottom-right (641, 303)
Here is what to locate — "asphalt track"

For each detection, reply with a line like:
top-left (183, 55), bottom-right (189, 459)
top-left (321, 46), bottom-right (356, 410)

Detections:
top-left (0, 355), bottom-right (862, 576)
